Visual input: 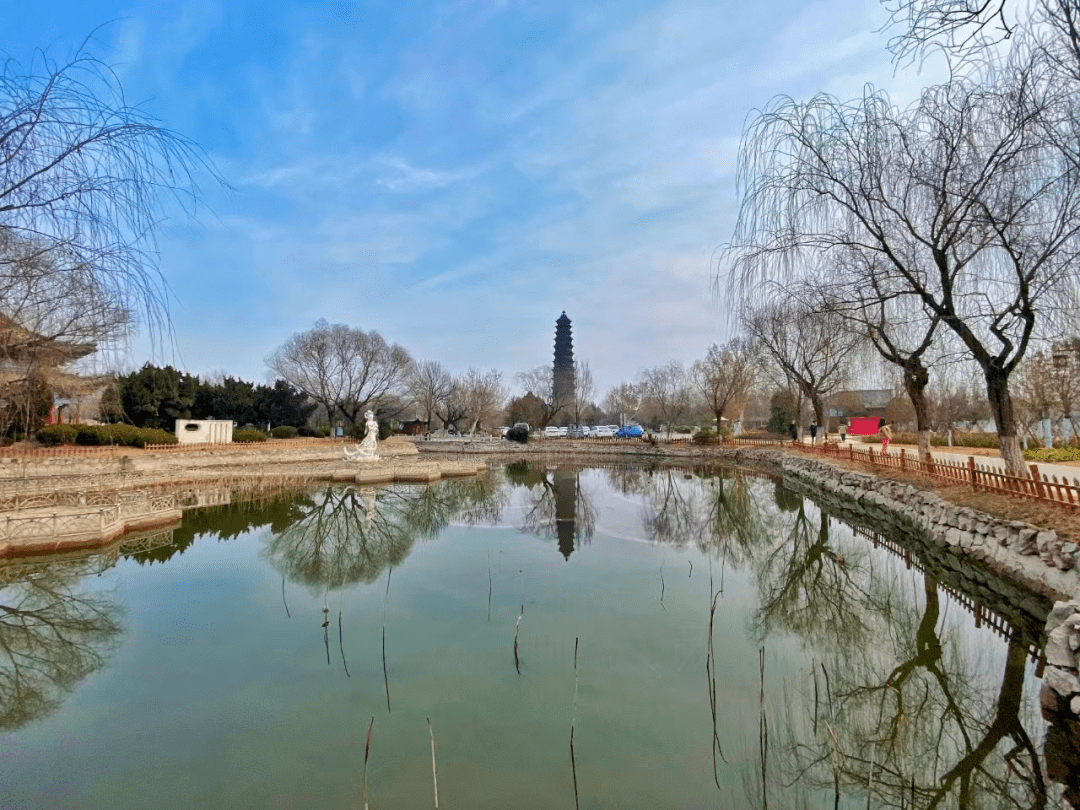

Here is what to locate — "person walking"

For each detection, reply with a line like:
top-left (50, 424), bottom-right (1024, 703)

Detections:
top-left (789, 422), bottom-right (797, 443)
top-left (809, 422), bottom-right (818, 445)
top-left (840, 422), bottom-right (848, 443)
top-left (880, 421), bottom-right (892, 458)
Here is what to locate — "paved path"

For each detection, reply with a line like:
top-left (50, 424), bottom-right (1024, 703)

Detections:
top-left (805, 438), bottom-right (1080, 484)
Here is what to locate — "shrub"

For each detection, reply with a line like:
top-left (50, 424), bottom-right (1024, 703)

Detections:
top-left (233, 428), bottom-right (268, 443)
top-left (316, 427), bottom-right (332, 438)
top-left (70, 424), bottom-right (178, 447)
top-left (270, 425), bottom-right (299, 439)
top-left (1024, 446), bottom-right (1080, 463)
top-left (695, 427), bottom-right (718, 440)
top-left (505, 425), bottom-right (529, 443)
top-left (37, 424), bottom-right (80, 445)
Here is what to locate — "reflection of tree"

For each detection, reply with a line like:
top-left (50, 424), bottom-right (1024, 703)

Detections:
top-left (602, 464), bottom-right (651, 497)
top-left (0, 564), bottom-right (122, 731)
top-left (518, 466), bottom-right (596, 559)
top-left (640, 468), bottom-right (773, 569)
top-left (779, 566), bottom-right (1049, 808)
top-left (753, 502), bottom-right (874, 650)
top-left (125, 489), bottom-right (312, 566)
top-left (265, 479), bottom-right (503, 591)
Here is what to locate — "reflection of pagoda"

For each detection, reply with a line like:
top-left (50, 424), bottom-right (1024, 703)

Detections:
top-left (553, 311), bottom-right (575, 405)
top-left (553, 467), bottom-right (578, 559)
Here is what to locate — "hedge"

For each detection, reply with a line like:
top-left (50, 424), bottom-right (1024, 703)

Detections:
top-left (1024, 446), bottom-right (1080, 463)
top-left (233, 428), bottom-right (268, 443)
top-left (269, 425), bottom-right (299, 439)
top-left (37, 424), bottom-right (178, 447)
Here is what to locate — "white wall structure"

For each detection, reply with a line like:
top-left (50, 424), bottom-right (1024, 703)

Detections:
top-left (175, 419), bottom-right (233, 445)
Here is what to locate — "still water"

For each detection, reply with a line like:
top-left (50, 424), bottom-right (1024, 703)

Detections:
top-left (0, 463), bottom-right (1070, 808)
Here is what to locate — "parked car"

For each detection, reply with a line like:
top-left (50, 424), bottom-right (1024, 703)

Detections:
top-left (615, 425), bottom-right (644, 438)
top-left (558, 426), bottom-right (568, 437)
top-left (567, 425), bottom-right (588, 439)
top-left (544, 426), bottom-right (561, 438)
top-left (594, 426), bottom-right (615, 438)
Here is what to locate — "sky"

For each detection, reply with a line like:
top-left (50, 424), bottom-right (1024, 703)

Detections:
top-left (2, 0), bottom-right (949, 396)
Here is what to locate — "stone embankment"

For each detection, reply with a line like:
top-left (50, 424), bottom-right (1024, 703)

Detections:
top-left (0, 438), bottom-right (486, 558)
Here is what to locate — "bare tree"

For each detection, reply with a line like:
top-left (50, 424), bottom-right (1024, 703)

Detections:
top-left (638, 361), bottom-right (692, 437)
top-left (266, 320), bottom-right (413, 432)
top-left (0, 42), bottom-right (220, 342)
top-left (602, 382), bottom-right (640, 426)
top-left (692, 338), bottom-right (760, 433)
top-left (435, 380), bottom-right (469, 433)
top-left (742, 300), bottom-right (861, 437)
top-left (407, 359), bottom-right (453, 430)
top-left (571, 360), bottom-right (595, 426)
top-left (516, 365), bottom-right (567, 427)
top-left (458, 367), bottom-right (507, 435)
top-left (725, 72), bottom-right (1080, 473)
top-left (811, 258), bottom-right (945, 456)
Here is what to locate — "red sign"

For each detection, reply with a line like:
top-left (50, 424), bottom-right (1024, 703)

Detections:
top-left (847, 416), bottom-right (881, 436)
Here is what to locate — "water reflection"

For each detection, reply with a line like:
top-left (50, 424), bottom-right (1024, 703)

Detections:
top-left (264, 477), bottom-right (506, 591)
top-left (0, 465), bottom-right (1071, 807)
top-left (509, 462), bottom-right (596, 559)
top-left (0, 557), bottom-right (122, 732)
top-left (634, 466), bottom-right (770, 567)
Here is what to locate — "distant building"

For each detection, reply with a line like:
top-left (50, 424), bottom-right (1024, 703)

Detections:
top-left (830, 389), bottom-right (893, 419)
top-left (553, 311), bottom-right (575, 404)
top-left (0, 314), bottom-right (105, 426)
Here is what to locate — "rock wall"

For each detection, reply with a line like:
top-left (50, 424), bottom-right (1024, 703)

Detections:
top-left (771, 451), bottom-right (1080, 601)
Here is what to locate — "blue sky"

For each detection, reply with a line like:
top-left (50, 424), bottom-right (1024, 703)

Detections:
top-left (2, 0), bottom-right (946, 396)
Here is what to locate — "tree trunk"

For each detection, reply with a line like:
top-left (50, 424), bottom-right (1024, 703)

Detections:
top-left (983, 364), bottom-right (1029, 477)
top-left (810, 395), bottom-right (825, 442)
top-left (903, 362), bottom-right (933, 459)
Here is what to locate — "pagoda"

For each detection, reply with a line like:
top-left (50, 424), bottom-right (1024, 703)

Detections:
top-left (553, 311), bottom-right (575, 405)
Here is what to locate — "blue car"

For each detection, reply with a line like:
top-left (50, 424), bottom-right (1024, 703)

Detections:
top-left (615, 425), bottom-right (644, 438)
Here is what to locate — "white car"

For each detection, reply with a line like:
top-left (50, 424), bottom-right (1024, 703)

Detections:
top-left (544, 426), bottom-right (561, 438)
top-left (594, 426), bottom-right (615, 438)
top-left (558, 426), bottom-right (568, 437)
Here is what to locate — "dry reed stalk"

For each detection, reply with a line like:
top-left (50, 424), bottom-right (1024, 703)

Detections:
top-left (382, 626), bottom-right (390, 713)
top-left (758, 646), bottom-right (768, 810)
top-left (571, 636), bottom-right (580, 810)
top-left (866, 743), bottom-right (876, 810)
top-left (323, 605), bottom-right (330, 665)
top-left (281, 576), bottom-right (290, 619)
top-left (706, 588), bottom-right (727, 786)
top-left (363, 716), bottom-right (374, 810)
top-left (383, 567), bottom-right (392, 712)
top-left (487, 551), bottom-right (492, 622)
top-left (659, 562), bottom-right (666, 611)
top-left (427, 717), bottom-right (439, 809)
top-left (688, 559), bottom-right (692, 577)
top-left (338, 610), bottom-right (350, 677)
top-left (513, 604), bottom-right (523, 674)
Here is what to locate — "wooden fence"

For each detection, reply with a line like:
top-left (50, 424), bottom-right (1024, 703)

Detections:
top-left (798, 441), bottom-right (1080, 510)
top-left (0, 437), bottom-right (348, 457)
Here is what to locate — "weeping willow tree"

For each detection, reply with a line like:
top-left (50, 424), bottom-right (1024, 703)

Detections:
top-left (0, 561), bottom-right (123, 731)
top-left (723, 64), bottom-right (1080, 475)
top-left (0, 40), bottom-right (220, 350)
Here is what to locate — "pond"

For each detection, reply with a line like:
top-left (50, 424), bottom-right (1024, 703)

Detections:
top-left (0, 462), bottom-right (1073, 809)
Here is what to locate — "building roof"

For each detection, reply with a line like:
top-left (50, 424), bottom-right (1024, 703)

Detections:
top-left (0, 314), bottom-right (95, 364)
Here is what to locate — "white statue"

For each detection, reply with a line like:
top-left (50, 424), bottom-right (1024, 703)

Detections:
top-left (343, 410), bottom-right (380, 462)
